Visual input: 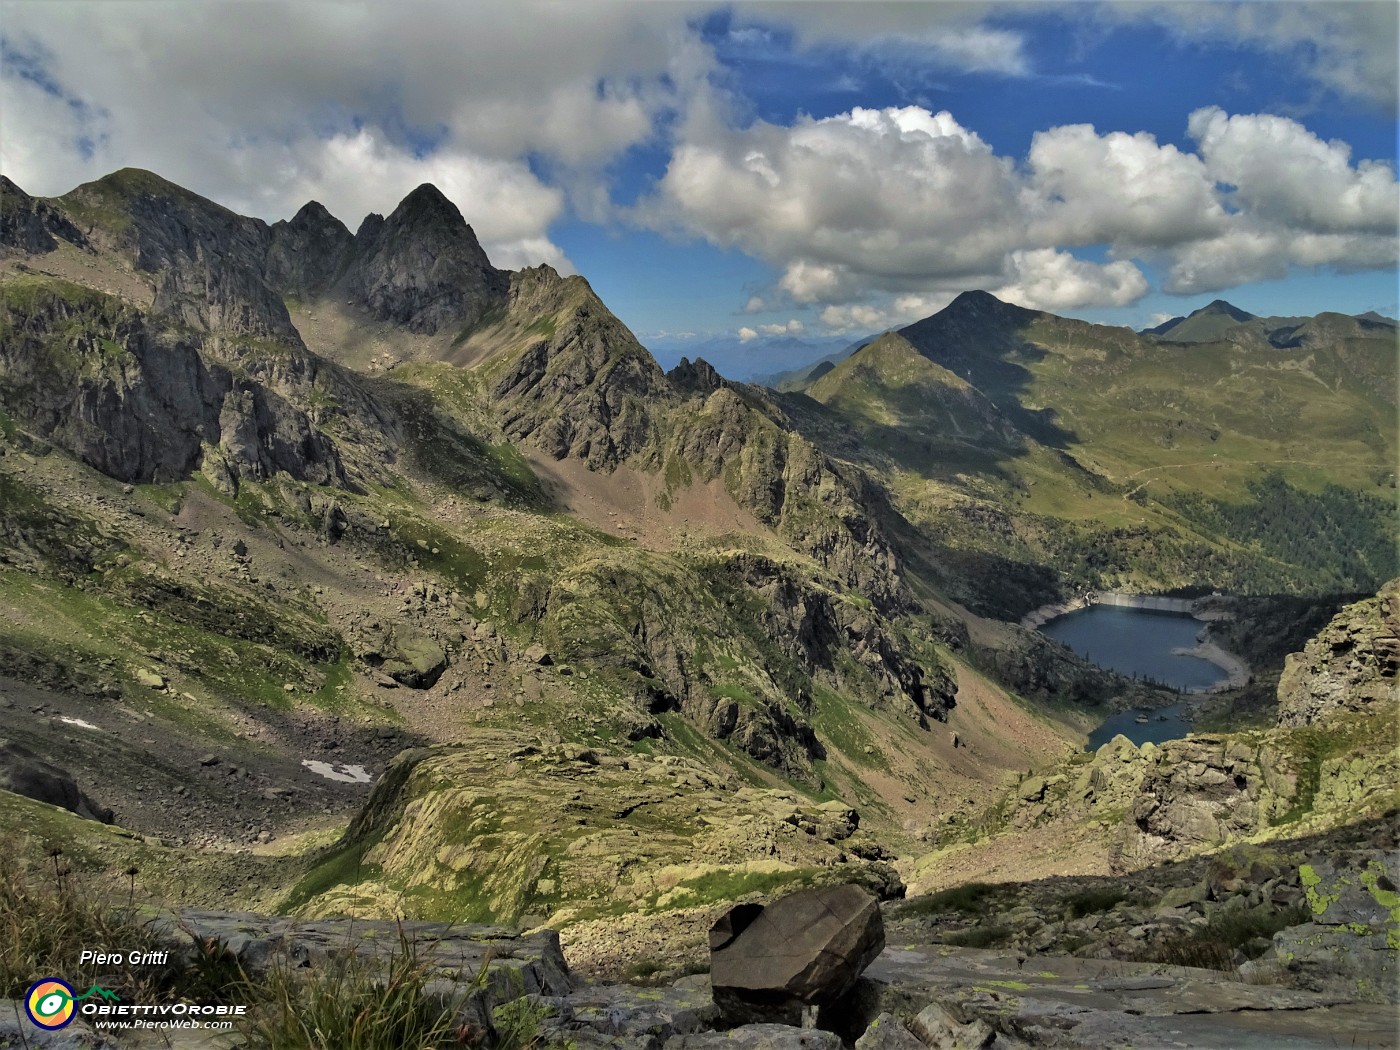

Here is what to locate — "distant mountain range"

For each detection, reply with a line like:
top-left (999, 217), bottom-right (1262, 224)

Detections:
top-left (1139, 297), bottom-right (1396, 345)
top-left (646, 332), bottom-right (858, 382)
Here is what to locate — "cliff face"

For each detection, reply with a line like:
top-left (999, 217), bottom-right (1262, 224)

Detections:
top-left (344, 184), bottom-right (509, 335)
top-left (265, 200), bottom-right (355, 298)
top-left (463, 264), bottom-right (912, 611)
top-left (1276, 579), bottom-right (1399, 727)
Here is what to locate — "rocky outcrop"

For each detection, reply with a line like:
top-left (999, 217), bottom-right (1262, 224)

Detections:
top-left (537, 550), bottom-right (950, 776)
top-left (0, 738), bottom-right (113, 822)
top-left (0, 175), bottom-right (87, 254)
top-left (299, 734), bottom-right (902, 926)
top-left (667, 356), bottom-right (727, 397)
top-left (350, 622), bottom-right (448, 688)
top-left (343, 183), bottom-right (509, 334)
top-left (1108, 735), bottom-right (1290, 871)
top-left (62, 169), bottom-right (298, 341)
top-left (670, 388), bottom-right (908, 610)
top-left (265, 200), bottom-right (355, 298)
top-left (710, 884), bottom-right (885, 1025)
top-left (0, 280), bottom-right (350, 487)
top-left (706, 553), bottom-right (953, 725)
top-left (1253, 851), bottom-right (1399, 1004)
top-left (1276, 578), bottom-right (1399, 727)
top-left (488, 265), bottom-right (673, 470)
top-left (969, 627), bottom-right (1126, 708)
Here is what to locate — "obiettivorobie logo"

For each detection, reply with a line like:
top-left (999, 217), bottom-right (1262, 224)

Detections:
top-left (24, 979), bottom-right (120, 1030)
top-left (23, 976), bottom-right (246, 1032)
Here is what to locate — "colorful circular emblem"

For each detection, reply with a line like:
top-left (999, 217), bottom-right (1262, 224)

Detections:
top-left (25, 978), bottom-right (76, 1030)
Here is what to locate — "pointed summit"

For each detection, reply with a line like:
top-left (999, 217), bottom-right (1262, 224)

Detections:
top-left (393, 182), bottom-right (463, 223)
top-left (267, 201), bottom-right (354, 298)
top-left (287, 199), bottom-right (339, 227)
top-left (1198, 299), bottom-right (1256, 323)
top-left (1146, 298), bottom-right (1257, 342)
top-left (899, 289), bottom-right (1041, 365)
top-left (342, 183), bottom-right (507, 335)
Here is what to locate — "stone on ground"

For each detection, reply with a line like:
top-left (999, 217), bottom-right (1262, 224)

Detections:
top-left (0, 738), bottom-right (113, 822)
top-left (710, 883), bottom-right (884, 1024)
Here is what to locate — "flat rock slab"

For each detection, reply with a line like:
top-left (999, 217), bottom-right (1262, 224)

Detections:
top-left (160, 910), bottom-right (561, 972)
top-left (861, 944), bottom-right (1398, 1049)
top-left (666, 1024), bottom-right (844, 1050)
top-left (530, 981), bottom-right (722, 1042)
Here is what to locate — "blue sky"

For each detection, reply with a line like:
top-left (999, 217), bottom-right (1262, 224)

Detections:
top-left (2, 1), bottom-right (1396, 369)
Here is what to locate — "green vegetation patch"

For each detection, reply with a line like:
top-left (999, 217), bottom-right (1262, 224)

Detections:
top-left (899, 881), bottom-right (1004, 918)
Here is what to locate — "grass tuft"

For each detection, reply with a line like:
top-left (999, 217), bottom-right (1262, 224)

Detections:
top-left (899, 881), bottom-right (1001, 917)
top-left (1139, 903), bottom-right (1311, 971)
top-left (0, 838), bottom-right (242, 1004)
top-left (235, 927), bottom-right (467, 1050)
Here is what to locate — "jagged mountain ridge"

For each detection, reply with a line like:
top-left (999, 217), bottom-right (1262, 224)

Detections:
top-left (2, 170), bottom-right (913, 612)
top-left (4, 165), bottom-right (1397, 995)
top-left (6, 166), bottom-right (1037, 806)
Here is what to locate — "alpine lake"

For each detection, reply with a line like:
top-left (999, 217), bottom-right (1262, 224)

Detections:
top-left (1038, 605), bottom-right (1225, 750)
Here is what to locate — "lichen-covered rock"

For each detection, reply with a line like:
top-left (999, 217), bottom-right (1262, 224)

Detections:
top-left (1108, 735), bottom-right (1279, 871)
top-left (1249, 851), bottom-right (1400, 1003)
top-left (854, 1012), bottom-right (928, 1050)
top-left (352, 623), bottom-right (447, 688)
top-left (1277, 579), bottom-right (1399, 728)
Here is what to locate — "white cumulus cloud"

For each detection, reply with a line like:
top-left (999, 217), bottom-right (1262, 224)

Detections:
top-left (994, 249), bottom-right (1149, 312)
top-left (757, 319), bottom-right (805, 336)
top-left (0, 0), bottom-right (705, 269)
top-left (638, 100), bottom-right (1396, 329)
top-left (1187, 106), bottom-right (1398, 236)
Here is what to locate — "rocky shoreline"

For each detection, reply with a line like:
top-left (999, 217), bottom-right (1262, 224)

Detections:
top-left (1173, 639), bottom-right (1250, 692)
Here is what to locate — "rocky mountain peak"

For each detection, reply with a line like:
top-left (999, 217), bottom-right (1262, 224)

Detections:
top-left (354, 212), bottom-right (385, 242)
top-left (941, 289), bottom-right (1041, 323)
top-left (1, 174), bottom-right (86, 254)
top-left (899, 289), bottom-right (1041, 363)
top-left (1198, 298), bottom-right (1256, 322)
top-left (285, 199), bottom-right (343, 230)
top-left (666, 356), bottom-right (726, 396)
top-left (342, 184), bottom-right (507, 335)
top-left (394, 182), bottom-right (465, 224)
top-left (267, 200), bottom-right (354, 298)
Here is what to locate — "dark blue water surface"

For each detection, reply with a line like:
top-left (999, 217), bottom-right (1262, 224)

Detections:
top-left (1085, 702), bottom-right (1193, 751)
top-left (1040, 605), bottom-right (1226, 692)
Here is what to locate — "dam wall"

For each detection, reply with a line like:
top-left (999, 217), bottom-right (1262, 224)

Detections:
top-left (1094, 592), bottom-right (1196, 614)
top-left (1020, 591), bottom-right (1224, 629)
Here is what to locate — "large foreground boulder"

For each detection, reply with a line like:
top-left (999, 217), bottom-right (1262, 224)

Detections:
top-left (0, 739), bottom-right (113, 822)
top-left (710, 884), bottom-right (884, 1024)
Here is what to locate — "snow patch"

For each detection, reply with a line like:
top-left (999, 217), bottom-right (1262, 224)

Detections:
top-left (301, 759), bottom-right (372, 784)
top-left (59, 716), bottom-right (101, 731)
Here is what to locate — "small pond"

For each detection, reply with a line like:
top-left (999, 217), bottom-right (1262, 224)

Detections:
top-left (1085, 702), bottom-right (1194, 751)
